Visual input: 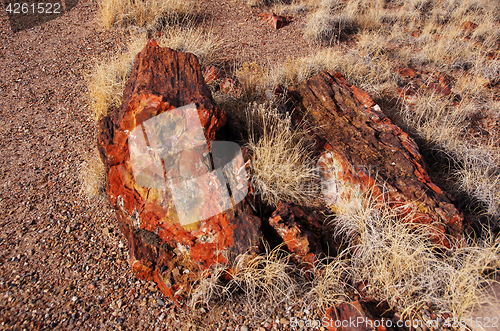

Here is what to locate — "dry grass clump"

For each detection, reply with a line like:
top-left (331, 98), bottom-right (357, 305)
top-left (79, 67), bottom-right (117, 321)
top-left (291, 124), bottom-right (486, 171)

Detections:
top-left (156, 26), bottom-right (223, 68)
top-left (332, 189), bottom-right (500, 319)
top-left (99, 0), bottom-right (196, 29)
top-left (189, 244), bottom-right (348, 321)
top-left (87, 35), bottom-right (145, 121)
top-left (232, 47), bottom-right (396, 106)
top-left (88, 26), bottom-right (222, 121)
top-left (189, 245), bottom-right (299, 319)
top-left (79, 149), bottom-right (107, 201)
top-left (190, 189), bottom-right (500, 321)
top-left (274, 0), bottom-right (500, 221)
top-left (397, 91), bottom-right (500, 219)
top-left (244, 102), bottom-right (320, 207)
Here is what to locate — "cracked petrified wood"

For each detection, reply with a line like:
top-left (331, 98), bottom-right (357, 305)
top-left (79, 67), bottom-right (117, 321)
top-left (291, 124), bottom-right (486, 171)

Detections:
top-left (288, 71), bottom-right (463, 247)
top-left (98, 40), bottom-right (261, 299)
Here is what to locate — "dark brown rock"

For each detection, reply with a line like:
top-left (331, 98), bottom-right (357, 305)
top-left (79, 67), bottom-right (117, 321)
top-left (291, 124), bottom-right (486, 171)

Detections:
top-left (288, 71), bottom-right (463, 247)
top-left (461, 21), bottom-right (478, 33)
top-left (98, 40), bottom-right (261, 300)
top-left (397, 68), bottom-right (453, 103)
top-left (325, 301), bottom-right (396, 331)
top-left (260, 12), bottom-right (292, 30)
top-left (268, 203), bottom-right (331, 263)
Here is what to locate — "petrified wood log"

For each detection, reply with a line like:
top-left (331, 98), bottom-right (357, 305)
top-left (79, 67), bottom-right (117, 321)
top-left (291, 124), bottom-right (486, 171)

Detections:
top-left (268, 202), bottom-right (336, 263)
top-left (288, 71), bottom-right (463, 247)
top-left (98, 40), bottom-right (261, 299)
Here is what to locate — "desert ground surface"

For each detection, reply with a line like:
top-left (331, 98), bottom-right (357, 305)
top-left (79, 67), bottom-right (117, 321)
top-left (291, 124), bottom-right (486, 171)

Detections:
top-left (2, 0), bottom-right (500, 330)
top-left (0, 0), bottom-right (334, 329)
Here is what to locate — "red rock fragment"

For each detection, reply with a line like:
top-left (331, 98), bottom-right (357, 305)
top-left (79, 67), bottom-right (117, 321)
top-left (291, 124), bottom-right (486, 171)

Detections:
top-left (288, 71), bottom-right (463, 247)
top-left (98, 42), bottom-right (262, 300)
top-left (350, 85), bottom-right (375, 108)
top-left (203, 65), bottom-right (222, 85)
top-left (260, 12), bottom-right (292, 30)
top-left (397, 67), bottom-right (416, 78)
top-left (461, 21), bottom-right (478, 33)
top-left (268, 203), bottom-right (327, 262)
top-left (220, 77), bottom-right (238, 94)
top-left (397, 68), bottom-right (453, 100)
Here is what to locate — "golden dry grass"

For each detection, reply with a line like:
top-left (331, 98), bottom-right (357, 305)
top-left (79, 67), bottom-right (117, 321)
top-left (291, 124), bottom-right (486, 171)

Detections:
top-left (244, 102), bottom-right (320, 207)
top-left (230, 0), bottom-right (500, 221)
top-left (87, 25), bottom-right (222, 121)
top-left (87, 34), bottom-right (145, 121)
top-left (91, 0), bottom-right (500, 323)
top-left (99, 0), bottom-right (196, 29)
top-left (190, 189), bottom-right (500, 320)
top-left (331, 187), bottom-right (500, 319)
top-left (189, 243), bottom-right (349, 321)
top-left (79, 148), bottom-right (107, 201)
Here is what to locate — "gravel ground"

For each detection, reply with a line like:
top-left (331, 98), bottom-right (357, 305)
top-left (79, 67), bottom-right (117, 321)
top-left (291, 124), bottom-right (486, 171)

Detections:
top-left (0, 0), bottom-right (325, 329)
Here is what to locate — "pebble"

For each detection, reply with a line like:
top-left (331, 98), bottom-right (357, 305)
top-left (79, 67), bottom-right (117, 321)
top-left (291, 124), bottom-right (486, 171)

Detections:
top-left (240, 326), bottom-right (249, 331)
top-left (280, 318), bottom-right (289, 325)
top-left (157, 298), bottom-right (165, 307)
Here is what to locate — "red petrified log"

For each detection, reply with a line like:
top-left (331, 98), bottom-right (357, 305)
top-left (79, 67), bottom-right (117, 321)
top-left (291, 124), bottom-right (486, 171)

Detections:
top-left (98, 40), bottom-right (261, 299)
top-left (268, 203), bottom-right (330, 262)
top-left (288, 71), bottom-right (463, 247)
top-left (260, 12), bottom-right (292, 30)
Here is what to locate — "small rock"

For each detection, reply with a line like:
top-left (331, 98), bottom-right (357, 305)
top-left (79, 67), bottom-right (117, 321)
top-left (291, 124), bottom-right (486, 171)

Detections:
top-left (157, 298), bottom-right (165, 307)
top-left (461, 21), bottom-right (478, 32)
top-left (241, 326), bottom-right (249, 331)
top-left (280, 318), bottom-right (289, 325)
top-left (260, 12), bottom-right (292, 29)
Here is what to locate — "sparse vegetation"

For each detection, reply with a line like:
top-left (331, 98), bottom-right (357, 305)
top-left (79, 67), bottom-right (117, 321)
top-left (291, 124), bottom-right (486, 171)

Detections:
top-left (189, 189), bottom-right (500, 321)
top-left (235, 0), bottom-right (500, 223)
top-left (333, 189), bottom-right (500, 319)
top-left (99, 0), bottom-right (196, 29)
top-left (244, 102), bottom-right (320, 207)
top-left (87, 34), bottom-right (145, 121)
top-left (79, 148), bottom-right (107, 201)
top-left (88, 0), bottom-right (500, 326)
top-left (189, 244), bottom-right (349, 321)
top-left (87, 25), bottom-right (221, 121)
